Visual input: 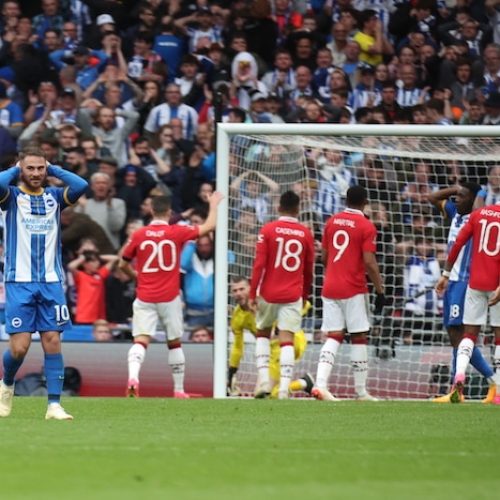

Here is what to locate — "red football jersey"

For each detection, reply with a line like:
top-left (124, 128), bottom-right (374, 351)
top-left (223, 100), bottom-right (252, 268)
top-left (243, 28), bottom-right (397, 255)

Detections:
top-left (122, 221), bottom-right (200, 302)
top-left (447, 204), bottom-right (500, 291)
top-left (322, 208), bottom-right (377, 299)
top-left (250, 216), bottom-right (315, 303)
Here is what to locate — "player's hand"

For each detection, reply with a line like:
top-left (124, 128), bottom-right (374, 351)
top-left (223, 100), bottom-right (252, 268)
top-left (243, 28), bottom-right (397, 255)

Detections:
top-left (435, 276), bottom-right (449, 296)
top-left (489, 286), bottom-right (500, 306)
top-left (374, 293), bottom-right (386, 316)
top-left (248, 298), bottom-right (258, 313)
top-left (208, 191), bottom-right (224, 206)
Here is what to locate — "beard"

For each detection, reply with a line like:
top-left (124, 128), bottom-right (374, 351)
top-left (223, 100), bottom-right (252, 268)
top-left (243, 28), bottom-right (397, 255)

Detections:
top-left (20, 170), bottom-right (47, 190)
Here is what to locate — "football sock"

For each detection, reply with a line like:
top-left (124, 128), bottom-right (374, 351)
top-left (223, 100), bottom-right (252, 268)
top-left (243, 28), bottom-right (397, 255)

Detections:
top-left (451, 348), bottom-right (457, 381)
top-left (2, 349), bottom-right (24, 386)
top-left (470, 347), bottom-right (494, 382)
top-left (168, 347), bottom-right (185, 393)
top-left (351, 343), bottom-right (369, 397)
top-left (44, 353), bottom-right (64, 404)
top-left (255, 337), bottom-right (271, 390)
top-left (128, 343), bottom-right (146, 381)
top-left (316, 338), bottom-right (341, 389)
top-left (455, 338), bottom-right (474, 380)
top-left (494, 343), bottom-right (500, 390)
top-left (278, 344), bottom-right (294, 396)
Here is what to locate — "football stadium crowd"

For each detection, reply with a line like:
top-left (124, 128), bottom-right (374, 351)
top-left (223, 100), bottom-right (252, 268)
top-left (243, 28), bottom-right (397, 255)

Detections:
top-left (0, 0), bottom-right (499, 342)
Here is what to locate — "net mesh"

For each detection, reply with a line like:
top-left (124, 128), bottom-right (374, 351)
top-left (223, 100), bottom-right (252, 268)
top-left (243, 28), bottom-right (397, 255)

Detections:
top-left (226, 132), bottom-right (499, 400)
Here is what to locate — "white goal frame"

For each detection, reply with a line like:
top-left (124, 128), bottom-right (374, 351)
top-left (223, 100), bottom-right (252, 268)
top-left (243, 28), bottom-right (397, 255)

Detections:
top-left (213, 123), bottom-right (500, 399)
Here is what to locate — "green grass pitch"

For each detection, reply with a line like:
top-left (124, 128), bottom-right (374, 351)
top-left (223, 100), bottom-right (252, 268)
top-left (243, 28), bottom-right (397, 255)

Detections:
top-left (0, 398), bottom-right (499, 500)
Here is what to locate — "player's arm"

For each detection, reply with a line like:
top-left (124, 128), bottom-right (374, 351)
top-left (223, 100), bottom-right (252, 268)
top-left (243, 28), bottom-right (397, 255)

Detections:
top-left (67, 254), bottom-right (85, 273)
top-left (249, 230), bottom-right (267, 304)
top-left (118, 234), bottom-right (138, 280)
top-left (436, 216), bottom-right (474, 295)
top-left (197, 191), bottom-right (224, 237)
top-left (303, 231), bottom-right (315, 301)
top-left (0, 165), bottom-right (20, 204)
top-left (427, 186), bottom-right (458, 215)
top-left (47, 164), bottom-right (88, 205)
top-left (363, 251), bottom-right (384, 295)
top-left (489, 285), bottom-right (500, 306)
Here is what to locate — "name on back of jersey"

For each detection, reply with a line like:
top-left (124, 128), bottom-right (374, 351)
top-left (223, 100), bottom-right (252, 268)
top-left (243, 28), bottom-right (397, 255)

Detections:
top-left (333, 218), bottom-right (355, 228)
top-left (275, 227), bottom-right (305, 237)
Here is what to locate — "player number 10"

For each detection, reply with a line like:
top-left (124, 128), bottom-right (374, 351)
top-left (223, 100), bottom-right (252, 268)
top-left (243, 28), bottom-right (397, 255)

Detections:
top-left (274, 237), bottom-right (303, 272)
top-left (478, 219), bottom-right (500, 256)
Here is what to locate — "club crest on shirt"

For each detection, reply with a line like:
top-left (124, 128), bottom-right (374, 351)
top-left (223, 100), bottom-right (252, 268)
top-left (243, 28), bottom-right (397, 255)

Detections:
top-left (11, 317), bottom-right (22, 328)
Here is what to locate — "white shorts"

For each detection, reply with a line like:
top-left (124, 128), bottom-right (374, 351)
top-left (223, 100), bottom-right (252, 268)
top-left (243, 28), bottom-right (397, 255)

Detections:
top-left (256, 298), bottom-right (302, 333)
top-left (463, 286), bottom-right (500, 327)
top-left (321, 294), bottom-right (370, 333)
top-left (132, 296), bottom-right (183, 341)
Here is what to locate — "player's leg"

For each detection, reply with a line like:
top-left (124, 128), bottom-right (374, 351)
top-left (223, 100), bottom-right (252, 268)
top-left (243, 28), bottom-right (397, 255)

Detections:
top-left (37, 284), bottom-right (74, 419)
top-left (275, 300), bottom-right (302, 399)
top-left (452, 288), bottom-right (486, 403)
top-left (288, 331), bottom-right (314, 395)
top-left (228, 331), bottom-right (244, 396)
top-left (254, 299), bottom-right (275, 397)
top-left (488, 301), bottom-right (500, 405)
top-left (312, 297), bottom-right (345, 401)
top-left (160, 296), bottom-right (189, 398)
top-left (128, 298), bottom-right (155, 396)
top-left (346, 294), bottom-right (377, 401)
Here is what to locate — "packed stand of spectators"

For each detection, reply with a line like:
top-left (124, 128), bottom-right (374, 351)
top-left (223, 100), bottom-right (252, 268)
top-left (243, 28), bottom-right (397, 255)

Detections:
top-left (0, 0), bottom-right (499, 343)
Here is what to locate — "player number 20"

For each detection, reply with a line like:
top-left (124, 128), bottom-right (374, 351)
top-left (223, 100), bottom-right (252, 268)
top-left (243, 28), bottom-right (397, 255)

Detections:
top-left (332, 230), bottom-right (350, 262)
top-left (140, 239), bottom-right (176, 272)
top-left (478, 219), bottom-right (500, 256)
top-left (274, 237), bottom-right (303, 272)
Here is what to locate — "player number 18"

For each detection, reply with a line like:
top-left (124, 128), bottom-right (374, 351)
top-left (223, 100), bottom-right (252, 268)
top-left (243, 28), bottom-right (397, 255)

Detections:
top-left (274, 237), bottom-right (303, 272)
top-left (478, 219), bottom-right (500, 256)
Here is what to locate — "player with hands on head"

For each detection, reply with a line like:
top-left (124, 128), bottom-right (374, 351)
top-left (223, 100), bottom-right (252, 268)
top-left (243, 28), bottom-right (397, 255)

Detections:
top-left (249, 190), bottom-right (315, 399)
top-left (0, 146), bottom-right (88, 420)
top-left (429, 182), bottom-right (497, 403)
top-left (313, 185), bottom-right (384, 402)
top-left (436, 202), bottom-right (500, 404)
top-left (119, 191), bottom-right (223, 398)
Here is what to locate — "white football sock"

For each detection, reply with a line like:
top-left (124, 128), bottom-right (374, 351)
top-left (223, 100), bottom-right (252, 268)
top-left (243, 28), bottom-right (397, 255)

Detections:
top-left (351, 344), bottom-right (368, 397)
top-left (278, 345), bottom-right (295, 397)
top-left (127, 343), bottom-right (146, 381)
top-left (455, 338), bottom-right (474, 379)
top-left (255, 337), bottom-right (271, 390)
top-left (169, 347), bottom-right (186, 393)
top-left (316, 338), bottom-right (341, 389)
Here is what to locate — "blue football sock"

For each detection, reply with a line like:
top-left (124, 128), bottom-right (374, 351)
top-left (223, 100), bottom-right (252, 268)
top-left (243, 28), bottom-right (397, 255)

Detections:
top-left (470, 347), bottom-right (494, 380)
top-left (2, 350), bottom-right (24, 386)
top-left (44, 353), bottom-right (64, 404)
top-left (451, 348), bottom-right (457, 381)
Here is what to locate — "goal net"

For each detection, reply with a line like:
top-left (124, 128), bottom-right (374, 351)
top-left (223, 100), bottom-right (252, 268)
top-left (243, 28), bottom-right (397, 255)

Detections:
top-left (214, 124), bottom-right (500, 400)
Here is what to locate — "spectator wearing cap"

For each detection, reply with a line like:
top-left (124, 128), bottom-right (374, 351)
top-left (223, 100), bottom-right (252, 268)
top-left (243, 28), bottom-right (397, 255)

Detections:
top-left (80, 104), bottom-right (139, 166)
top-left (49, 43), bottom-right (108, 90)
top-left (76, 171), bottom-right (127, 250)
top-left (353, 10), bottom-right (393, 68)
top-left (482, 90), bottom-right (500, 125)
top-left (174, 7), bottom-right (223, 53)
top-left (144, 83), bottom-right (198, 141)
top-left (126, 32), bottom-right (166, 84)
top-left (351, 65), bottom-right (380, 110)
top-left (82, 13), bottom-right (116, 50)
top-left (248, 93), bottom-right (273, 123)
top-left (49, 86), bottom-right (81, 127)
top-left (32, 0), bottom-right (64, 40)
top-left (0, 81), bottom-right (23, 139)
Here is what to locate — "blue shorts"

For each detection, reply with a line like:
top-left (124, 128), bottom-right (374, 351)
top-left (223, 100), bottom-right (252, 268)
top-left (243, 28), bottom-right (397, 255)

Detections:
top-left (4, 282), bottom-right (72, 334)
top-left (443, 280), bottom-right (467, 328)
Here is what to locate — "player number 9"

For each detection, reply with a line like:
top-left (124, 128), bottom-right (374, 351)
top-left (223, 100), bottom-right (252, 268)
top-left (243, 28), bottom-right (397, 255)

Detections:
top-left (332, 230), bottom-right (349, 262)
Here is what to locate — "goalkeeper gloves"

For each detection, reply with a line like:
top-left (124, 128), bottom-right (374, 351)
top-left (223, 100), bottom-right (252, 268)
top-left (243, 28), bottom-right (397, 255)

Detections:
top-left (374, 293), bottom-right (386, 316)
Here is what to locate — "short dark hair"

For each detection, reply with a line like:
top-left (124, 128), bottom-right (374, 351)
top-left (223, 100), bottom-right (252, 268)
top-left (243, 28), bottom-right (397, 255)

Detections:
top-left (346, 185), bottom-right (368, 207)
top-left (151, 195), bottom-right (171, 215)
top-left (279, 190), bottom-right (300, 213)
top-left (459, 181), bottom-right (481, 197)
top-left (18, 146), bottom-right (46, 161)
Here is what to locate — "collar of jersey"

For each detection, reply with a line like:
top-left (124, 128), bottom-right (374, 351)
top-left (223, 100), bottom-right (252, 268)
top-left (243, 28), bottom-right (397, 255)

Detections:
top-left (20, 185), bottom-right (44, 196)
top-left (345, 207), bottom-right (364, 215)
top-left (278, 216), bottom-right (298, 222)
top-left (150, 219), bottom-right (169, 225)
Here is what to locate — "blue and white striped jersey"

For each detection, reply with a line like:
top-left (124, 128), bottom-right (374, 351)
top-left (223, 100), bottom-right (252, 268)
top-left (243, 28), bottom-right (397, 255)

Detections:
top-left (0, 186), bottom-right (68, 283)
top-left (443, 199), bottom-right (472, 283)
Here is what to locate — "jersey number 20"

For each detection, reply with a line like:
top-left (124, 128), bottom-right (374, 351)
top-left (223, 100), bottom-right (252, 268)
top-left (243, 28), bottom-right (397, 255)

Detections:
top-left (139, 240), bottom-right (176, 272)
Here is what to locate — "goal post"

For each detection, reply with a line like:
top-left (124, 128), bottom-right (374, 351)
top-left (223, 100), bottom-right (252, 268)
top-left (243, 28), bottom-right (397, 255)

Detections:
top-left (214, 124), bottom-right (500, 400)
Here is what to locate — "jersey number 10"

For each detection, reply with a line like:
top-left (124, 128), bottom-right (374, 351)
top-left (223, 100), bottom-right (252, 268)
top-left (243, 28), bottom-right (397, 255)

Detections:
top-left (478, 219), bottom-right (500, 256)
